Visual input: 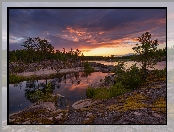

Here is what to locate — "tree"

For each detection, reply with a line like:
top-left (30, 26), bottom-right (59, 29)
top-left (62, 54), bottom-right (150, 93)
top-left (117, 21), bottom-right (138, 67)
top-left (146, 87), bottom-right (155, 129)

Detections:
top-left (75, 49), bottom-right (81, 60)
top-left (21, 37), bottom-right (54, 62)
top-left (132, 32), bottom-right (159, 79)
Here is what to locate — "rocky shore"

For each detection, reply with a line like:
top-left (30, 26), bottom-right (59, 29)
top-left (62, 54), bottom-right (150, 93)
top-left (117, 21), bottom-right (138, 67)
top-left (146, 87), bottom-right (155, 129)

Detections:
top-left (9, 79), bottom-right (166, 124)
top-left (10, 60), bottom-right (114, 78)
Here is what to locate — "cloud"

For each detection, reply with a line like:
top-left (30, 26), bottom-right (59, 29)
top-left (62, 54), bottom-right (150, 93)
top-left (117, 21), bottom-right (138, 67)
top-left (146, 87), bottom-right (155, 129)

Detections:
top-left (9, 8), bottom-right (166, 52)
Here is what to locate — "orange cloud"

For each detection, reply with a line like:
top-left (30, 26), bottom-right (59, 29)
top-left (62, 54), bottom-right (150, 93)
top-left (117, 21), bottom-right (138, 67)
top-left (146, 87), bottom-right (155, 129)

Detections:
top-left (99, 32), bottom-right (104, 34)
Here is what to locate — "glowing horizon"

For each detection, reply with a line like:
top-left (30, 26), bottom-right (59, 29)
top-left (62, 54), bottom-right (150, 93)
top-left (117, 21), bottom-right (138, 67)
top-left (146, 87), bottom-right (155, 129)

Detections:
top-left (9, 8), bottom-right (166, 56)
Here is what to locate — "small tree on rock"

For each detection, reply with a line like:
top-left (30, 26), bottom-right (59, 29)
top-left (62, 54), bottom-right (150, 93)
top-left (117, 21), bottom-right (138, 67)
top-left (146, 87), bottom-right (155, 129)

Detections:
top-left (132, 32), bottom-right (159, 79)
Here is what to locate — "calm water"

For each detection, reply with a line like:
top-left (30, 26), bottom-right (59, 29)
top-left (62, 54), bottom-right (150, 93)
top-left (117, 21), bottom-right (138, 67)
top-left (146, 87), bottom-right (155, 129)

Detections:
top-left (9, 72), bottom-right (108, 114)
top-left (9, 61), bottom-right (166, 114)
top-left (88, 61), bottom-right (166, 70)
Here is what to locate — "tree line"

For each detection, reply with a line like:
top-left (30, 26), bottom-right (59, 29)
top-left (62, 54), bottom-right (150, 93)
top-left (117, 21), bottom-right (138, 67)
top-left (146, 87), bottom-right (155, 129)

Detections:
top-left (9, 37), bottom-right (82, 63)
top-left (9, 35), bottom-right (166, 63)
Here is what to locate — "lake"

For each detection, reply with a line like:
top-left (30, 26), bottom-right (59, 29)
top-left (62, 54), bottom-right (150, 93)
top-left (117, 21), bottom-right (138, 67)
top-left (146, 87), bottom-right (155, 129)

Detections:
top-left (9, 72), bottom-right (109, 114)
top-left (9, 61), bottom-right (166, 115)
top-left (88, 61), bottom-right (166, 70)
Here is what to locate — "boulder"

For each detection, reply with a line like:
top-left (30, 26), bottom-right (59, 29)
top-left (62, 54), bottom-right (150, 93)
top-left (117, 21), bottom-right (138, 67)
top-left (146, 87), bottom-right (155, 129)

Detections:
top-left (72, 99), bottom-right (97, 110)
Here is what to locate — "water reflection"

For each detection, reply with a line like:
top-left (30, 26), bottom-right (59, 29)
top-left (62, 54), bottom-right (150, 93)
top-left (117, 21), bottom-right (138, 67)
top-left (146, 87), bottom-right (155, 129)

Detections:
top-left (9, 72), bottom-right (108, 114)
top-left (88, 61), bottom-right (166, 70)
top-left (14, 82), bottom-right (23, 89)
top-left (26, 80), bottom-right (36, 88)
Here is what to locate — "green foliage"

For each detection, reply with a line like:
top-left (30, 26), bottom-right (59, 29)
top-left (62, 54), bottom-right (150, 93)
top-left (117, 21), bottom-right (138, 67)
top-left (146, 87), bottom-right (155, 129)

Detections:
top-left (9, 74), bottom-right (27, 84)
top-left (45, 82), bottom-right (53, 92)
top-left (86, 87), bottom-right (95, 99)
top-left (84, 62), bottom-right (94, 74)
top-left (132, 32), bottom-right (161, 79)
top-left (123, 64), bottom-right (143, 89)
top-left (86, 82), bottom-right (130, 100)
top-left (25, 82), bottom-right (59, 103)
top-left (109, 82), bottom-right (130, 97)
top-left (151, 68), bottom-right (166, 79)
top-left (29, 89), bottom-right (44, 100)
top-left (113, 61), bottom-right (126, 77)
top-left (9, 74), bottom-right (39, 84)
top-left (114, 62), bottom-right (143, 90)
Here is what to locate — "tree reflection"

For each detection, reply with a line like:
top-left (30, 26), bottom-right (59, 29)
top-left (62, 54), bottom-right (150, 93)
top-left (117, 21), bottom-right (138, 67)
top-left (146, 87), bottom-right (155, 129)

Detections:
top-left (13, 82), bottom-right (23, 89)
top-left (81, 72), bottom-right (91, 78)
top-left (24, 72), bottom-right (85, 105)
top-left (25, 80), bottom-right (59, 103)
top-left (26, 80), bottom-right (37, 88)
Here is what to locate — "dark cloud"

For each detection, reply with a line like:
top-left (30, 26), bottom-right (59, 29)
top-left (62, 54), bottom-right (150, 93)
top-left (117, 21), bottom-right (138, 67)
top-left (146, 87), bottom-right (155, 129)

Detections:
top-left (9, 8), bottom-right (166, 51)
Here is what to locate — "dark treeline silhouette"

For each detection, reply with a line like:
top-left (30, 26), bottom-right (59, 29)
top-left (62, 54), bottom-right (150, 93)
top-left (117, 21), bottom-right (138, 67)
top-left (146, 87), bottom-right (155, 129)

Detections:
top-left (9, 37), bottom-right (166, 63)
top-left (81, 55), bottom-right (133, 61)
top-left (9, 37), bottom-right (82, 63)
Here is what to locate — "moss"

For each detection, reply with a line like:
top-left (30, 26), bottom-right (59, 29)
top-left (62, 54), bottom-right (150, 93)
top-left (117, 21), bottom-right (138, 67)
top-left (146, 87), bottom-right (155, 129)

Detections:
top-left (106, 93), bottom-right (149, 112)
top-left (121, 100), bottom-right (147, 112)
top-left (151, 97), bottom-right (166, 113)
top-left (106, 104), bottom-right (123, 111)
top-left (120, 93), bottom-right (148, 112)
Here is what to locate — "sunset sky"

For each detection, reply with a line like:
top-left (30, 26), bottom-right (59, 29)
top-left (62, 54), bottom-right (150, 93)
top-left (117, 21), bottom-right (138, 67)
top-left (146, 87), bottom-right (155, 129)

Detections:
top-left (9, 8), bottom-right (166, 56)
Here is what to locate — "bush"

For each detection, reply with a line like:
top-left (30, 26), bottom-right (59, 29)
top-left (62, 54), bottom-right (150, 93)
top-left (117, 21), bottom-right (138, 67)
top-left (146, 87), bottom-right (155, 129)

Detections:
top-left (123, 64), bottom-right (143, 89)
top-left (86, 82), bottom-right (130, 100)
top-left (45, 82), bottom-right (53, 92)
top-left (84, 62), bottom-right (94, 73)
top-left (86, 87), bottom-right (95, 98)
top-left (110, 82), bottom-right (130, 97)
top-left (114, 63), bottom-right (143, 90)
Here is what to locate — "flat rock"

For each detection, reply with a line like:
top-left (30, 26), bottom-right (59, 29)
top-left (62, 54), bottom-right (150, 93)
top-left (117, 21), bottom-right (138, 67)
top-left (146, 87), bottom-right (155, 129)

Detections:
top-left (30, 102), bottom-right (57, 111)
top-left (72, 99), bottom-right (97, 110)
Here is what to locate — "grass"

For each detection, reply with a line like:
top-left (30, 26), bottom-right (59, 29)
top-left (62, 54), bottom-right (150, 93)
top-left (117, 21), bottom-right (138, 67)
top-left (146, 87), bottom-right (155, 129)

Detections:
top-left (9, 72), bottom-right (72, 84)
top-left (86, 82), bottom-right (130, 100)
top-left (9, 74), bottom-right (29, 84)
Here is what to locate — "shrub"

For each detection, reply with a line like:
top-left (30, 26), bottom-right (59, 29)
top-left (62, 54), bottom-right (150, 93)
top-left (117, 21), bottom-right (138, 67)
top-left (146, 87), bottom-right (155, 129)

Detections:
top-left (86, 82), bottom-right (130, 100)
top-left (123, 64), bottom-right (143, 89)
top-left (114, 63), bottom-right (143, 90)
top-left (110, 82), bottom-right (130, 97)
top-left (86, 87), bottom-right (95, 99)
top-left (84, 62), bottom-right (94, 73)
top-left (45, 82), bottom-right (53, 92)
